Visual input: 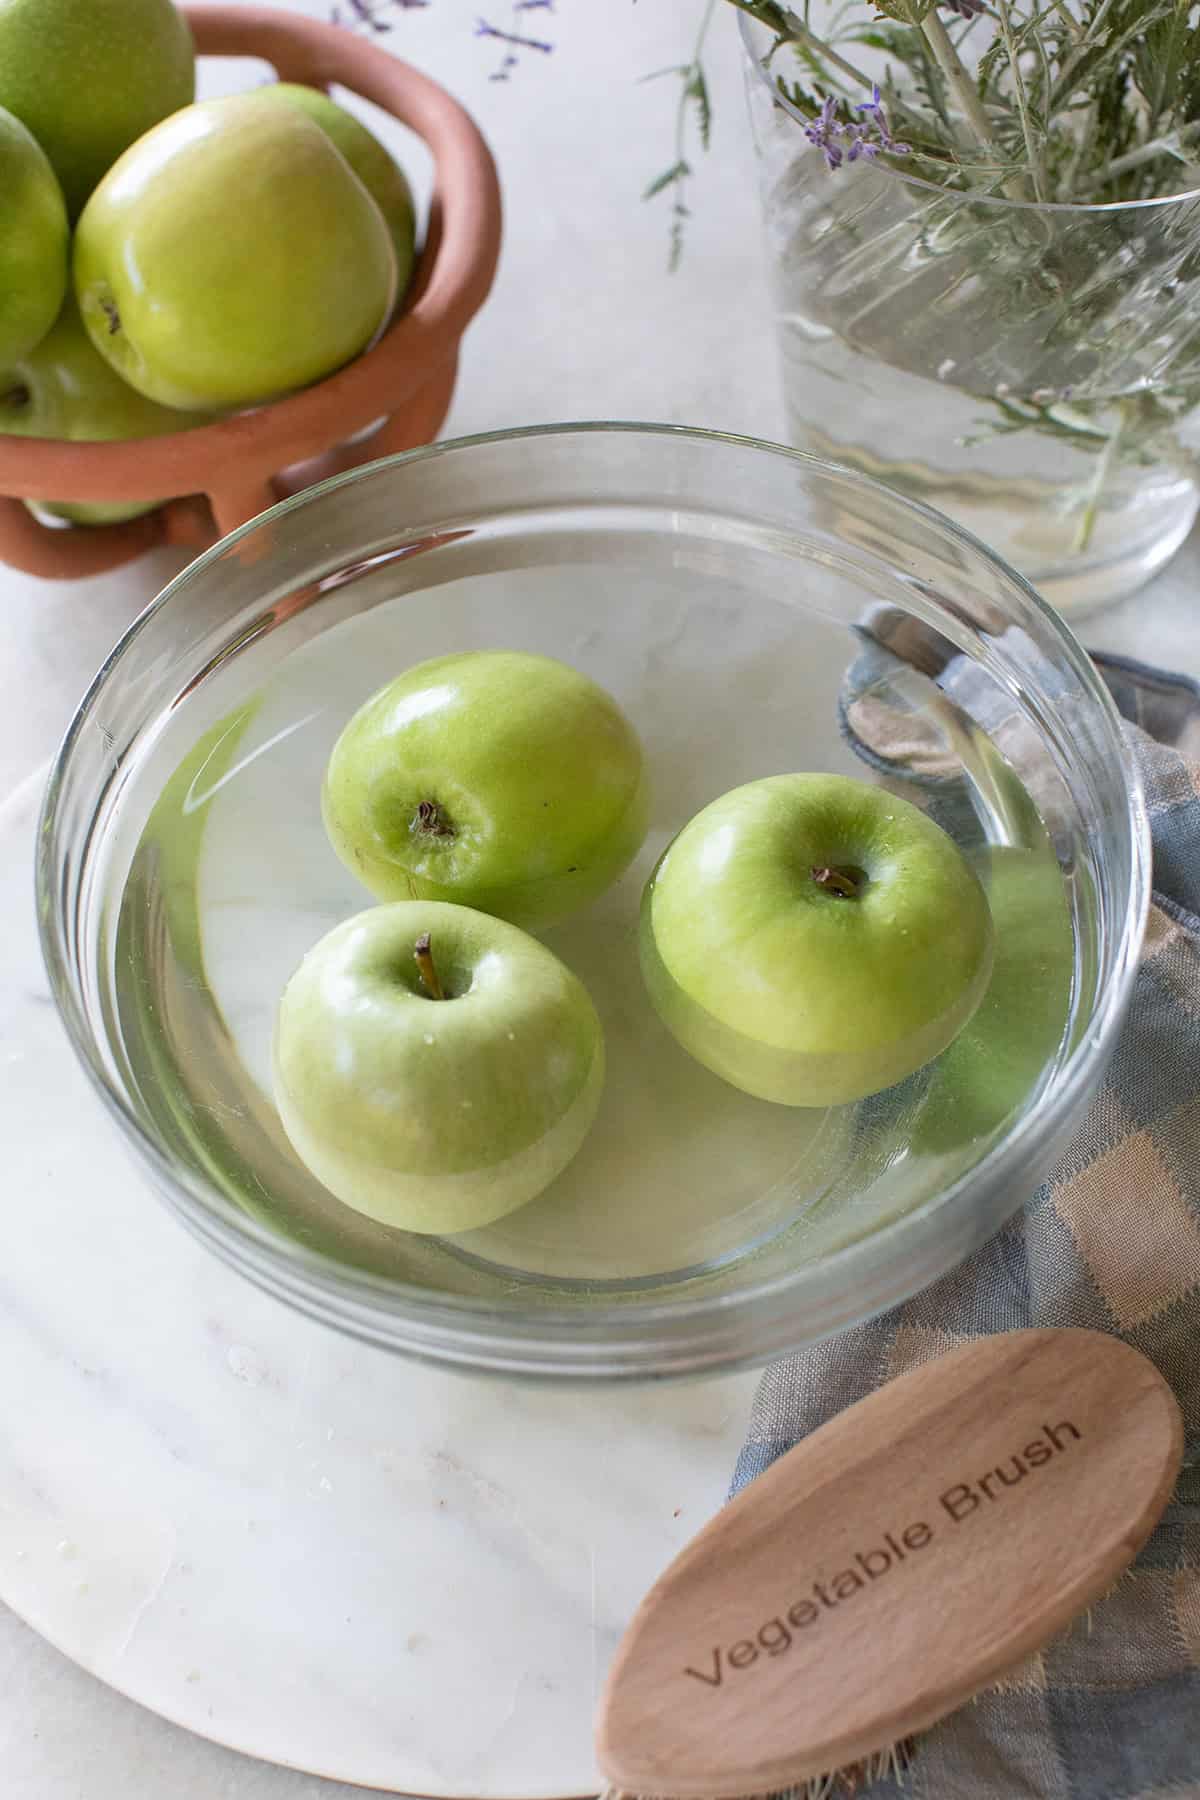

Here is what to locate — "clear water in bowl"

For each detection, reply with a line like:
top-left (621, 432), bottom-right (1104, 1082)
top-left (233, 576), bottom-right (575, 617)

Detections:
top-left (115, 552), bottom-right (1073, 1302)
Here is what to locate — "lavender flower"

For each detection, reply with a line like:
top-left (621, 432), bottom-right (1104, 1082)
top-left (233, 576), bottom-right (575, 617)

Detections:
top-left (330, 0), bottom-right (426, 25)
top-left (475, 18), bottom-right (554, 53)
top-left (855, 84), bottom-right (910, 154)
top-left (331, 1), bottom-right (553, 64)
top-left (803, 96), bottom-right (845, 171)
top-left (473, 12), bottom-right (556, 78)
top-left (844, 124), bottom-right (878, 163)
top-left (806, 88), bottom-right (910, 172)
top-left (346, 0), bottom-right (391, 29)
top-left (941, 0), bottom-right (986, 16)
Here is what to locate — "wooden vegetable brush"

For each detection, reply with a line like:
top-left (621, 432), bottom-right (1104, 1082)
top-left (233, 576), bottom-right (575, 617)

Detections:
top-left (597, 1329), bottom-right (1182, 1798)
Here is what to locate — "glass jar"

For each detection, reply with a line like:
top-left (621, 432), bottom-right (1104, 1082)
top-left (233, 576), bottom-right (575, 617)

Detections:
top-left (742, 13), bottom-right (1200, 617)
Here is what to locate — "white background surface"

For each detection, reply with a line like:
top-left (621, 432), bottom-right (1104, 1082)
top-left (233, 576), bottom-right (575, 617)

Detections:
top-left (1, 1), bottom-right (1197, 1795)
top-left (3, 6), bottom-right (777, 1795)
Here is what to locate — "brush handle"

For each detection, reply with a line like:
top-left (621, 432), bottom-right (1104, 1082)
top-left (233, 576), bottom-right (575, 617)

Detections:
top-left (597, 1329), bottom-right (1183, 1797)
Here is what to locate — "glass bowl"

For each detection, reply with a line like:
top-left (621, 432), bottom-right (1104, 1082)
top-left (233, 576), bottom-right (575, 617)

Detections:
top-left (38, 425), bottom-right (1149, 1381)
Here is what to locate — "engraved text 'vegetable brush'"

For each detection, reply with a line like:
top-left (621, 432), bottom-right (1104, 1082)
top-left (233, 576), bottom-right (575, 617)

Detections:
top-left (598, 1330), bottom-right (1183, 1798)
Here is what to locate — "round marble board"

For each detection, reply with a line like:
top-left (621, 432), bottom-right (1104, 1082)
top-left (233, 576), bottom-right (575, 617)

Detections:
top-left (0, 767), bottom-right (758, 1796)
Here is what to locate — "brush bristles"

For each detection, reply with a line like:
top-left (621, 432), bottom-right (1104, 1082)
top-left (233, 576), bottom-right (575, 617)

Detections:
top-left (796, 1737), bottom-right (916, 1799)
top-left (599, 1739), bottom-right (916, 1800)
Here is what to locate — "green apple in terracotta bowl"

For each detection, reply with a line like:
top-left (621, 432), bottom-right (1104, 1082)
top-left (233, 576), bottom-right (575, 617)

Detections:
top-left (272, 901), bottom-right (605, 1234)
top-left (0, 296), bottom-right (212, 525)
top-left (0, 0), bottom-right (195, 218)
top-left (0, 105), bottom-right (68, 366)
top-left (255, 83), bottom-right (417, 308)
top-left (640, 772), bottom-right (995, 1107)
top-left (323, 650), bottom-right (649, 930)
top-left (73, 94), bottom-right (397, 411)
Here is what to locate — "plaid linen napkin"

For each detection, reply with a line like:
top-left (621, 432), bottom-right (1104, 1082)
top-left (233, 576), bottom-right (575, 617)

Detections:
top-left (730, 632), bottom-right (1200, 1800)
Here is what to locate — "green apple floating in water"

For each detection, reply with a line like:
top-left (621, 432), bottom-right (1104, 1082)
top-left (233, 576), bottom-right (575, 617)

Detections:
top-left (0, 0), bottom-right (194, 218)
top-left (254, 84), bottom-right (417, 309)
top-left (0, 296), bottom-right (212, 525)
top-left (0, 106), bottom-right (68, 366)
top-left (639, 773), bottom-right (994, 1107)
top-left (324, 651), bottom-right (649, 931)
top-left (272, 901), bottom-right (605, 1234)
top-left (73, 94), bottom-right (397, 411)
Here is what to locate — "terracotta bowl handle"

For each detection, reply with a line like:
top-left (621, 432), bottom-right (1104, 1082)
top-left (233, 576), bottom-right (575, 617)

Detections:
top-left (0, 4), bottom-right (502, 579)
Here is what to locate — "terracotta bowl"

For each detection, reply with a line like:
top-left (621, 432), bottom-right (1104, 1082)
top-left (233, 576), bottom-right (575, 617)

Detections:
top-left (0, 3), bottom-right (502, 579)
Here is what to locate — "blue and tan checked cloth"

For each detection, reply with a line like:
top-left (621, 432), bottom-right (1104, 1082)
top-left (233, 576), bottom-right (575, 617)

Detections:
top-left (730, 628), bottom-right (1200, 1800)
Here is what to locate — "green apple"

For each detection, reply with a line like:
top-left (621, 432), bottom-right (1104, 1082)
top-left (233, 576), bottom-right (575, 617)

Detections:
top-left (254, 84), bottom-right (416, 307)
top-left (272, 901), bottom-right (605, 1233)
top-left (73, 94), bottom-right (397, 411)
top-left (323, 651), bottom-right (649, 931)
top-left (0, 0), bottom-right (194, 218)
top-left (0, 296), bottom-right (211, 524)
top-left (0, 105), bottom-right (67, 365)
top-left (912, 844), bottom-right (1073, 1152)
top-left (639, 773), bottom-right (994, 1107)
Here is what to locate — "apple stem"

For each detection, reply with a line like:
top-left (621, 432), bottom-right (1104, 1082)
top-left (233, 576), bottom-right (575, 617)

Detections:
top-left (413, 799), bottom-right (455, 840)
top-left (413, 931), bottom-right (447, 1000)
top-left (811, 865), bottom-right (863, 899)
top-left (0, 384), bottom-right (29, 410)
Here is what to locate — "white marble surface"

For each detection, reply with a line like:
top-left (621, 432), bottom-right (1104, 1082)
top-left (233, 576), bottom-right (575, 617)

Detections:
top-left (3, 2), bottom-right (1200, 1796)
top-left (1, 5), bottom-right (778, 1795)
top-left (0, 756), bottom-right (754, 1795)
